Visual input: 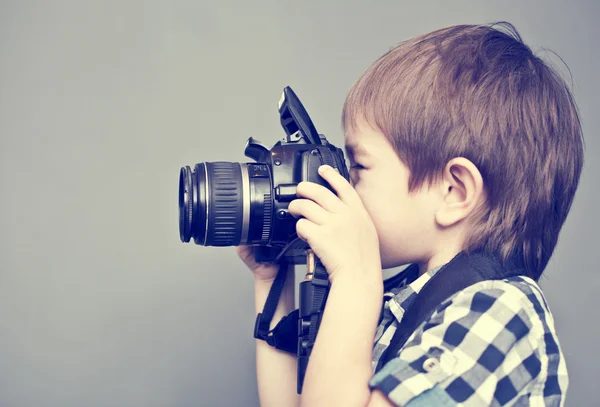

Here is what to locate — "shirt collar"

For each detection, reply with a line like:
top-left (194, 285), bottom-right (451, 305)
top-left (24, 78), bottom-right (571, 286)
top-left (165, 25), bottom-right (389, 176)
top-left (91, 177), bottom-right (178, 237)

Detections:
top-left (387, 263), bottom-right (444, 323)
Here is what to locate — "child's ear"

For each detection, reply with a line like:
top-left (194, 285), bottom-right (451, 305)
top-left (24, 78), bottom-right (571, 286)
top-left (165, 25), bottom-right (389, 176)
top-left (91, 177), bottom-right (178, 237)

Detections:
top-left (435, 157), bottom-right (484, 228)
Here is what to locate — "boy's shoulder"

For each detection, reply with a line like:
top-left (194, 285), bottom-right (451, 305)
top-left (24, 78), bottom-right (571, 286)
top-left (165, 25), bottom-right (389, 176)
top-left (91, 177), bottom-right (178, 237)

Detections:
top-left (372, 274), bottom-right (568, 406)
top-left (432, 275), bottom-right (564, 363)
top-left (431, 276), bottom-right (568, 402)
top-left (449, 275), bottom-right (555, 321)
top-left (452, 276), bottom-right (561, 345)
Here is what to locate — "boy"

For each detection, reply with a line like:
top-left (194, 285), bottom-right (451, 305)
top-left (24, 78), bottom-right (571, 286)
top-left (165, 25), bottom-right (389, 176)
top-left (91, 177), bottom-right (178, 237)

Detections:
top-left (238, 22), bottom-right (583, 406)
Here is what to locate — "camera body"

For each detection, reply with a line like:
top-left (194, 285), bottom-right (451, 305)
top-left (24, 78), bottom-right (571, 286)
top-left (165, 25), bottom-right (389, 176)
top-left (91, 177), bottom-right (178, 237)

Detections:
top-left (179, 87), bottom-right (349, 264)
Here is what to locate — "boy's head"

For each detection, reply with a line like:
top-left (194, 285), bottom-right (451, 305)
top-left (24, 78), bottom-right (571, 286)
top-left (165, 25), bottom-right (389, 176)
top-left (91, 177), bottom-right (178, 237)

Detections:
top-left (342, 22), bottom-right (584, 280)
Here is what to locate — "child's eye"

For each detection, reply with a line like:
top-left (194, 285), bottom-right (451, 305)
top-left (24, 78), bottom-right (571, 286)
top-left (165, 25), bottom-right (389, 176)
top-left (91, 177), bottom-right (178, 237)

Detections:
top-left (351, 164), bottom-right (364, 170)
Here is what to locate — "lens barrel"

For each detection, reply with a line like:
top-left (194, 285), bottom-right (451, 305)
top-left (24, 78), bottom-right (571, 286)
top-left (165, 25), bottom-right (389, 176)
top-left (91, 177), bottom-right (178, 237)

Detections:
top-left (179, 162), bottom-right (254, 246)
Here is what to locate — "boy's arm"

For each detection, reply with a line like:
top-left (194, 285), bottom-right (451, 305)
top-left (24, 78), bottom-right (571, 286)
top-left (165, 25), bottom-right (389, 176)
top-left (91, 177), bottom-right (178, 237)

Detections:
top-left (299, 275), bottom-right (383, 407)
top-left (254, 271), bottom-right (392, 407)
top-left (254, 266), bottom-right (300, 407)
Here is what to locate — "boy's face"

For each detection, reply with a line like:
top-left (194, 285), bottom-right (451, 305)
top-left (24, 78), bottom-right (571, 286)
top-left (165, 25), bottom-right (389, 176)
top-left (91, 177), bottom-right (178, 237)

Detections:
top-left (344, 120), bottom-right (439, 270)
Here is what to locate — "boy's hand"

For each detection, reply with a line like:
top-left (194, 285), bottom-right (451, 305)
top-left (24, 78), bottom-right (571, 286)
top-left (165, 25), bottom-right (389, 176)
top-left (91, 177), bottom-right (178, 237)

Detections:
top-left (287, 165), bottom-right (382, 287)
top-left (235, 245), bottom-right (280, 283)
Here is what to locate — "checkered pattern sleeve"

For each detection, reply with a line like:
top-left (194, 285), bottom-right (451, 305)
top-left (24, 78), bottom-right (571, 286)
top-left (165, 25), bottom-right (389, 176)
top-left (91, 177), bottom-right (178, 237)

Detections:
top-left (369, 279), bottom-right (567, 406)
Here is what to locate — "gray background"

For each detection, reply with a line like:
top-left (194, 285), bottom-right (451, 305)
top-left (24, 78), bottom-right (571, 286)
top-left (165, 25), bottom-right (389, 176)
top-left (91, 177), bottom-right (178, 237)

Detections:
top-left (0, 1), bottom-right (598, 406)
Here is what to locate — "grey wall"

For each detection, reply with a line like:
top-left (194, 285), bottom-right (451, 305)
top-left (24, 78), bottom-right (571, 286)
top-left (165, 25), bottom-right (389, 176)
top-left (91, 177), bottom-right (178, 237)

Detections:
top-left (0, 1), bottom-right (598, 406)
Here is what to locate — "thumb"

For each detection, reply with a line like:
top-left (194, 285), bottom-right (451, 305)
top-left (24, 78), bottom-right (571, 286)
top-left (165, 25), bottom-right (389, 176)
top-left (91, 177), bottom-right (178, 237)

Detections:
top-left (236, 245), bottom-right (258, 269)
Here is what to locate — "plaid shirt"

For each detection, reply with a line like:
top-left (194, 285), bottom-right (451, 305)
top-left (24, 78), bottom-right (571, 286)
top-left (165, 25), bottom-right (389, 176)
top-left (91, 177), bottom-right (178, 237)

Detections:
top-left (369, 264), bottom-right (568, 406)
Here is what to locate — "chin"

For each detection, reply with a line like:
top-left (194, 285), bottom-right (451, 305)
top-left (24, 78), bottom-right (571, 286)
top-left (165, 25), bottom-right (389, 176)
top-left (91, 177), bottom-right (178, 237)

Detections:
top-left (379, 244), bottom-right (421, 270)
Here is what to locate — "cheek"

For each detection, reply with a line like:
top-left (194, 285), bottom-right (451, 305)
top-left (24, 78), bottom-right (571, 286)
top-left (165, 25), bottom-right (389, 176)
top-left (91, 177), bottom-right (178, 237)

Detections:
top-left (355, 174), bottom-right (425, 268)
top-left (373, 213), bottom-right (412, 269)
top-left (357, 179), bottom-right (406, 241)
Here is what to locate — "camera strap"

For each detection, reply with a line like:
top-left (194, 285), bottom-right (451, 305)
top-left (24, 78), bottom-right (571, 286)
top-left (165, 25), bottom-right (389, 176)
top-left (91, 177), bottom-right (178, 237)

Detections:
top-left (253, 255), bottom-right (331, 394)
top-left (253, 257), bottom-right (331, 355)
top-left (375, 250), bottom-right (526, 373)
top-left (253, 259), bottom-right (300, 355)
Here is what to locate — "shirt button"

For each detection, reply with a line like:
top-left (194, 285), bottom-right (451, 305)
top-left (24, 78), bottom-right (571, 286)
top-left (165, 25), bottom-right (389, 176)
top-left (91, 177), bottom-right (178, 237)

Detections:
top-left (422, 357), bottom-right (440, 372)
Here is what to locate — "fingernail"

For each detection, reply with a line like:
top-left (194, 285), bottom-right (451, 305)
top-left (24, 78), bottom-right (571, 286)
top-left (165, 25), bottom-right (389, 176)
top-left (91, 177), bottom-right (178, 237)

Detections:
top-left (319, 165), bottom-right (331, 173)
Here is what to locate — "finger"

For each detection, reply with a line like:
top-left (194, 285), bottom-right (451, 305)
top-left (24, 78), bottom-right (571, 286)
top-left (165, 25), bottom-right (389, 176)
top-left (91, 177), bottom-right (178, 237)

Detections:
top-left (296, 181), bottom-right (344, 213)
top-left (318, 165), bottom-right (362, 207)
top-left (288, 199), bottom-right (330, 225)
top-left (295, 218), bottom-right (319, 245)
top-left (236, 245), bottom-right (258, 268)
top-left (236, 245), bottom-right (251, 258)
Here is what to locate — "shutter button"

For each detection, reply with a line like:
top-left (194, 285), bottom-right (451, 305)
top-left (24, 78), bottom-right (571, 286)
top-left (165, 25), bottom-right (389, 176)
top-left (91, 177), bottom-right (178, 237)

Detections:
top-left (423, 357), bottom-right (440, 372)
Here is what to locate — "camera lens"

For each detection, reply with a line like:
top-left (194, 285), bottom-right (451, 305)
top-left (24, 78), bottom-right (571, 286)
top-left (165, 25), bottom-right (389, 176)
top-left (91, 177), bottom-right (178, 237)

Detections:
top-left (178, 162), bottom-right (273, 246)
top-left (179, 166), bottom-right (194, 243)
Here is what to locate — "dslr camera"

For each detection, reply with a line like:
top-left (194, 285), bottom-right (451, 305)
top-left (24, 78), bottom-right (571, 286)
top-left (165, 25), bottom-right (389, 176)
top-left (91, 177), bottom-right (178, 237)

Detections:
top-left (178, 87), bottom-right (349, 264)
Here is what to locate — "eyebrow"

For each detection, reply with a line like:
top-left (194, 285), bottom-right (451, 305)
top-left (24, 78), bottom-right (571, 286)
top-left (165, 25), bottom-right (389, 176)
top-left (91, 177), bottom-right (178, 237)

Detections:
top-left (344, 143), bottom-right (369, 158)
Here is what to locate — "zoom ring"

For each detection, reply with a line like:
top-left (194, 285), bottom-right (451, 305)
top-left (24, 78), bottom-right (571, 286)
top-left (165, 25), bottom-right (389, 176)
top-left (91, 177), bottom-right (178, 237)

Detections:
top-left (262, 192), bottom-right (272, 242)
top-left (209, 162), bottom-right (243, 246)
